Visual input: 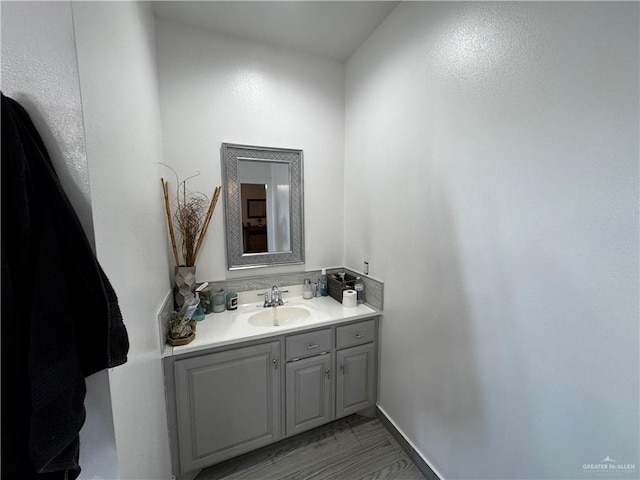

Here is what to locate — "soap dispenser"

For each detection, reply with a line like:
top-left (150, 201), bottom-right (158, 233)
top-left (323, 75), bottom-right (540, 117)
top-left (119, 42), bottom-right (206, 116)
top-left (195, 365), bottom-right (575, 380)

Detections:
top-left (303, 278), bottom-right (314, 299)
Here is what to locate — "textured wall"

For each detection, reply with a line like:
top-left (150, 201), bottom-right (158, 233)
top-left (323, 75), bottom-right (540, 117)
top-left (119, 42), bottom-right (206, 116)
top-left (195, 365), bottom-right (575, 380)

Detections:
top-left (155, 17), bottom-right (346, 281)
top-left (1, 2), bottom-right (120, 479)
top-left (345, 2), bottom-right (639, 479)
top-left (72, 2), bottom-right (173, 478)
top-left (1, 0), bottom-right (94, 241)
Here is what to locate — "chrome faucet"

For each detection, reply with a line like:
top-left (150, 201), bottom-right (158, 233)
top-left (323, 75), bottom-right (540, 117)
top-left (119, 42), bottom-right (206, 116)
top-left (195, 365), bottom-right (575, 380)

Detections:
top-left (258, 286), bottom-right (288, 307)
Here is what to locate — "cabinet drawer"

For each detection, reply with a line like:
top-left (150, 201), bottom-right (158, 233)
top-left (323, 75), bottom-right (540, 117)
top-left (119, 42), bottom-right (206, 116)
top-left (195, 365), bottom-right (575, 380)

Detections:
top-left (286, 329), bottom-right (332, 360)
top-left (336, 319), bottom-right (376, 349)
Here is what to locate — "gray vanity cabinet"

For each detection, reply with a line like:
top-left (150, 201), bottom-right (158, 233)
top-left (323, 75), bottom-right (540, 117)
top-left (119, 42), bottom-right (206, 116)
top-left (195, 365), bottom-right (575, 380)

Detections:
top-left (284, 328), bottom-right (333, 436)
top-left (335, 320), bottom-right (377, 418)
top-left (336, 343), bottom-right (376, 417)
top-left (285, 353), bottom-right (333, 435)
top-left (173, 341), bottom-right (281, 473)
top-left (166, 316), bottom-right (379, 476)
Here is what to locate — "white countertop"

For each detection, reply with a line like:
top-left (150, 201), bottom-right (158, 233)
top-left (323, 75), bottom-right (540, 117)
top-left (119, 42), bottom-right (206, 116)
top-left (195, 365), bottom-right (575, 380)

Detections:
top-left (164, 286), bottom-right (379, 357)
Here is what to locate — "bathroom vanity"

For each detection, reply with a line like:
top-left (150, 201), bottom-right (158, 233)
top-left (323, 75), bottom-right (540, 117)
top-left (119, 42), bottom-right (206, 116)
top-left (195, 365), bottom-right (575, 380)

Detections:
top-left (163, 292), bottom-right (379, 475)
top-left (161, 142), bottom-right (386, 476)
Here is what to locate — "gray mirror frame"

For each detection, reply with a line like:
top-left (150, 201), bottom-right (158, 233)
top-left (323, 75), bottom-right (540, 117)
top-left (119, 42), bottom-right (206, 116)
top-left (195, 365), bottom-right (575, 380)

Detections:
top-left (221, 143), bottom-right (305, 270)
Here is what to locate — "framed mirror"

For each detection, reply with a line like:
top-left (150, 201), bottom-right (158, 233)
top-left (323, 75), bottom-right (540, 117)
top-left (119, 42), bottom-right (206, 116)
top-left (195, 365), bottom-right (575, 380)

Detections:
top-left (221, 143), bottom-right (304, 269)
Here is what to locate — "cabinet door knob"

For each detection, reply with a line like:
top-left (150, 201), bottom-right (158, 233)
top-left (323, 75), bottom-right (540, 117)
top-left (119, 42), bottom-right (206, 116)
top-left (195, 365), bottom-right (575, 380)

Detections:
top-left (325, 369), bottom-right (331, 379)
top-left (307, 343), bottom-right (319, 349)
top-left (340, 364), bottom-right (346, 375)
top-left (355, 333), bottom-right (364, 339)
top-left (272, 357), bottom-right (278, 369)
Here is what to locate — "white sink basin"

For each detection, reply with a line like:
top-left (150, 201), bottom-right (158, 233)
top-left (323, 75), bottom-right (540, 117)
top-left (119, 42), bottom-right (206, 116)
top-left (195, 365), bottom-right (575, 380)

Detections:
top-left (248, 306), bottom-right (311, 327)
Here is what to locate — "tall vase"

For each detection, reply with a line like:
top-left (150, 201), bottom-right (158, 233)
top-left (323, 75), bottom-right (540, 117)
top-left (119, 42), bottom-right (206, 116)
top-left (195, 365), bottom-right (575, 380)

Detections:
top-left (174, 265), bottom-right (196, 309)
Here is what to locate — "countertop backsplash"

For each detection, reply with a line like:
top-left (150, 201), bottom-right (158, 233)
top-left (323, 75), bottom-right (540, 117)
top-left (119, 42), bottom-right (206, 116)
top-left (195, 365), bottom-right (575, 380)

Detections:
top-left (203, 267), bottom-right (384, 311)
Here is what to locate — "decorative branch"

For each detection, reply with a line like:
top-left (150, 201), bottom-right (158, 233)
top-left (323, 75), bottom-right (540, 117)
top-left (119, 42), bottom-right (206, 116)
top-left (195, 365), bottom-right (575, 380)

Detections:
top-left (160, 164), bottom-right (221, 267)
top-left (161, 178), bottom-right (180, 266)
top-left (193, 186), bottom-right (222, 264)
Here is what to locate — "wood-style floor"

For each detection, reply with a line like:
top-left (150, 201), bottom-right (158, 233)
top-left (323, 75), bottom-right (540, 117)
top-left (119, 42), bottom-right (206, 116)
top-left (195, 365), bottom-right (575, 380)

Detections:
top-left (195, 415), bottom-right (426, 480)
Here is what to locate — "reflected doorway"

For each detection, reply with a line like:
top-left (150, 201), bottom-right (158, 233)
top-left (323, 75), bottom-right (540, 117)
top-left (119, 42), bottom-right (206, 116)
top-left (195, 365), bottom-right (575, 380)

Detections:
top-left (241, 183), bottom-right (268, 253)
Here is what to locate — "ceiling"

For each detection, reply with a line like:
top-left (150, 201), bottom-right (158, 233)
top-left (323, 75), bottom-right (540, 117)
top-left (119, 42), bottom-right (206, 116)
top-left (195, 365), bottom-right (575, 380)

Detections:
top-left (152, 1), bottom-right (399, 62)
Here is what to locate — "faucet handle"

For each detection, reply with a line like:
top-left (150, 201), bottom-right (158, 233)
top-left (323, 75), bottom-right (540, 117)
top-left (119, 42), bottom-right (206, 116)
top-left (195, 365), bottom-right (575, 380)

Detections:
top-left (258, 292), bottom-right (270, 307)
top-left (277, 291), bottom-right (287, 306)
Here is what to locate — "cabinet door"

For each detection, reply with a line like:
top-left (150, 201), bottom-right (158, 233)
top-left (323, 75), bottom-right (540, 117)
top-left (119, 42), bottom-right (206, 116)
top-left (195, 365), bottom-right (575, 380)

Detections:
top-left (286, 354), bottom-right (333, 436)
top-left (336, 343), bottom-right (376, 418)
top-left (174, 342), bottom-right (281, 473)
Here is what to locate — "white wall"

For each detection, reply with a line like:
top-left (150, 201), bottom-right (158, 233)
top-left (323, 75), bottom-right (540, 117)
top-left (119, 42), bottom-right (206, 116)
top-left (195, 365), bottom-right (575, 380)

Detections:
top-left (1, 2), bottom-right (119, 479)
top-left (7, 3), bottom-right (638, 480)
top-left (345, 2), bottom-right (639, 479)
top-left (1, 0), bottom-right (94, 240)
top-left (155, 17), bottom-right (345, 280)
top-left (72, 2), bottom-right (172, 479)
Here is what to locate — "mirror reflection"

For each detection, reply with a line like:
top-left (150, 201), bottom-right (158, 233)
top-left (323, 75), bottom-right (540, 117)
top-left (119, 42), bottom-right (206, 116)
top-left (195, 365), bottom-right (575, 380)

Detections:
top-left (241, 183), bottom-right (267, 253)
top-left (239, 159), bottom-right (291, 254)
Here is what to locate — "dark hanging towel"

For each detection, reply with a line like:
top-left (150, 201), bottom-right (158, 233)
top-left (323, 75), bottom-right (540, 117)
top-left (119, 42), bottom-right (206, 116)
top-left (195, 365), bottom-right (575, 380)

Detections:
top-left (1, 93), bottom-right (129, 480)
